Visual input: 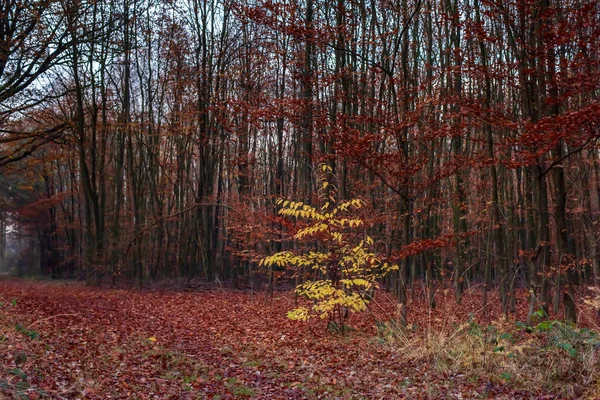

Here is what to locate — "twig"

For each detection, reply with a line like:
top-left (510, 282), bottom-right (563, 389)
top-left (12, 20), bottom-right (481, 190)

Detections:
top-left (27, 313), bottom-right (80, 329)
top-left (124, 202), bottom-right (232, 259)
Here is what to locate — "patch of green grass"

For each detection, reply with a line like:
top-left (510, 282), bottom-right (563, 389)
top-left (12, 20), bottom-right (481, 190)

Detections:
top-left (242, 359), bottom-right (261, 368)
top-left (319, 384), bottom-right (336, 394)
top-left (163, 370), bottom-right (180, 380)
top-left (226, 377), bottom-right (255, 398)
top-left (263, 371), bottom-right (280, 380)
top-left (297, 384), bottom-right (316, 399)
top-left (311, 378), bottom-right (356, 398)
top-left (233, 385), bottom-right (255, 397)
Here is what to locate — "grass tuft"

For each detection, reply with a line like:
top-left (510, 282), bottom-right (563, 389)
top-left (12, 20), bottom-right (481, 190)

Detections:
top-left (380, 313), bottom-right (600, 397)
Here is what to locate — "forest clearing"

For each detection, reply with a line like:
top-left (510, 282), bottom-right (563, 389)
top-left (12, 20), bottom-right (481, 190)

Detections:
top-left (1, 278), bottom-right (599, 399)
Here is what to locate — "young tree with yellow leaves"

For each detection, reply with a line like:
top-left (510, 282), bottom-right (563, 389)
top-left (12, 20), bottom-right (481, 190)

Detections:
top-left (261, 165), bottom-right (397, 332)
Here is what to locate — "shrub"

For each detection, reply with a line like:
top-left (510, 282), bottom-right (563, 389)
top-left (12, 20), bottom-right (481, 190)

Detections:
top-left (260, 164), bottom-right (397, 331)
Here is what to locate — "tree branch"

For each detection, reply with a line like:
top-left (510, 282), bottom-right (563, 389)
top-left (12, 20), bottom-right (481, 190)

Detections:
top-left (124, 203), bottom-right (232, 259)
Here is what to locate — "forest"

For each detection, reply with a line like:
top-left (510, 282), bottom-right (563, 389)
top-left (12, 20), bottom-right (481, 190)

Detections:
top-left (1, 0), bottom-right (600, 398)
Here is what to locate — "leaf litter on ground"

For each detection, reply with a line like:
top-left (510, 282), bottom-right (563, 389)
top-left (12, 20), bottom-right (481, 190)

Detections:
top-left (1, 279), bottom-right (596, 399)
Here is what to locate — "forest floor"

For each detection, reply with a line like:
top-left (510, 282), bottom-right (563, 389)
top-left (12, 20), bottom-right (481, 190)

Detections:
top-left (1, 278), bottom-right (599, 399)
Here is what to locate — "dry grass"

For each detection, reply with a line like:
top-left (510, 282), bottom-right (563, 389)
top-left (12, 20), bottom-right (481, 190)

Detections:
top-left (378, 290), bottom-right (600, 399)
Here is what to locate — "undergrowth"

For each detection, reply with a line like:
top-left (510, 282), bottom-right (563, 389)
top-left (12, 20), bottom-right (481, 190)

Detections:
top-left (378, 310), bottom-right (600, 398)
